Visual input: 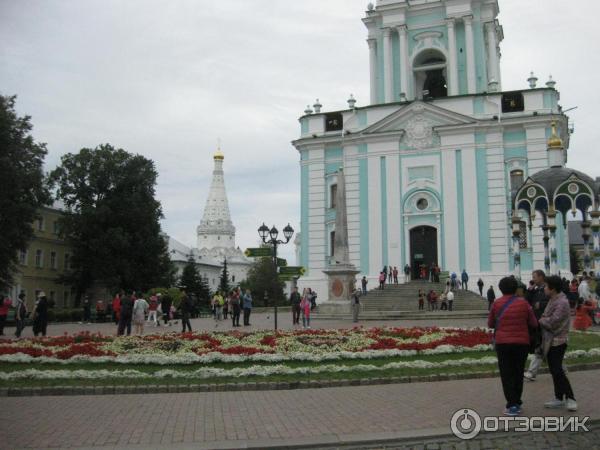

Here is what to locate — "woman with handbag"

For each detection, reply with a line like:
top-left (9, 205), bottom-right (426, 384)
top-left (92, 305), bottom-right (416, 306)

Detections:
top-left (540, 275), bottom-right (577, 411)
top-left (488, 277), bottom-right (537, 417)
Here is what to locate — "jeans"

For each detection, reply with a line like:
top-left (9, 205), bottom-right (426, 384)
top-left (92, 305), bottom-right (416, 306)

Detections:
top-left (232, 306), bottom-right (241, 326)
top-left (181, 313), bottom-right (192, 332)
top-left (243, 308), bottom-right (251, 325)
top-left (117, 314), bottom-right (132, 336)
top-left (292, 305), bottom-right (301, 324)
top-left (215, 306), bottom-right (223, 321)
top-left (448, 300), bottom-right (453, 311)
top-left (462, 281), bottom-right (468, 290)
top-left (302, 313), bottom-right (310, 327)
top-left (15, 319), bottom-right (25, 337)
top-left (352, 304), bottom-right (360, 323)
top-left (147, 310), bottom-right (159, 325)
top-left (362, 286), bottom-right (367, 295)
top-left (496, 344), bottom-right (529, 408)
top-left (547, 343), bottom-right (575, 400)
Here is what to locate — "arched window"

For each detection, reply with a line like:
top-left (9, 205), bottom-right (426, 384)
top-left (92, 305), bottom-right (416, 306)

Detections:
top-left (413, 49), bottom-right (447, 99)
top-left (510, 170), bottom-right (524, 191)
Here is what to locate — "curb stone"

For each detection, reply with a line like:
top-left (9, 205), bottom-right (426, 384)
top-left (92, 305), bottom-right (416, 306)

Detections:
top-left (2, 362), bottom-right (600, 397)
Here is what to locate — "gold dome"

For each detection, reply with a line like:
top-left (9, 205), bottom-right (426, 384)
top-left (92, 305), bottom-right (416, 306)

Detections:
top-left (214, 148), bottom-right (224, 160)
top-left (547, 121), bottom-right (563, 149)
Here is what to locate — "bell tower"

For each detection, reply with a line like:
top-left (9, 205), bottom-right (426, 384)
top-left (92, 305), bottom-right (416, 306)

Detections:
top-left (363, 0), bottom-right (502, 104)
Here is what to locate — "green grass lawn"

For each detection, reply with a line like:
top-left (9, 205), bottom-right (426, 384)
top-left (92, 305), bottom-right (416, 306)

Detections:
top-left (1, 332), bottom-right (599, 388)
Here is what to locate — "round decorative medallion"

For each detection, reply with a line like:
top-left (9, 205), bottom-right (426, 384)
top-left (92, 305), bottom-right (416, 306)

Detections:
top-left (568, 183), bottom-right (579, 194)
top-left (527, 187), bottom-right (537, 198)
top-left (416, 198), bottom-right (429, 210)
top-left (332, 279), bottom-right (344, 297)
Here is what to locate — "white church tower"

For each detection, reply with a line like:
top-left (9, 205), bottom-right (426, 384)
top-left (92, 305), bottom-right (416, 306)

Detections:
top-left (197, 148), bottom-right (237, 249)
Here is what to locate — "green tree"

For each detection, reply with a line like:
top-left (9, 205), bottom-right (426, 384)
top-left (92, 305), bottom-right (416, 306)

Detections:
top-left (0, 95), bottom-right (50, 290)
top-left (242, 257), bottom-right (285, 307)
top-left (219, 257), bottom-right (230, 294)
top-left (48, 144), bottom-right (174, 299)
top-left (179, 254), bottom-right (210, 303)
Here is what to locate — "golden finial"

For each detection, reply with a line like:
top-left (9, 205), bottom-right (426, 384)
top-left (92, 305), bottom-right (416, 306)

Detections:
top-left (214, 138), bottom-right (224, 160)
top-left (547, 121), bottom-right (563, 150)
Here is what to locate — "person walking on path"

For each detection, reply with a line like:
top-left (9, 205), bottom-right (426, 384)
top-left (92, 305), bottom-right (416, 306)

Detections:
top-left (14, 292), bottom-right (27, 338)
top-left (147, 294), bottom-right (160, 326)
top-left (0, 295), bottom-right (11, 336)
top-left (488, 276), bottom-right (538, 416)
top-left (290, 287), bottom-right (301, 325)
top-left (378, 272), bottom-right (385, 290)
top-left (404, 264), bottom-right (411, 283)
top-left (461, 270), bottom-right (469, 290)
top-left (112, 292), bottom-right (121, 325)
top-left (447, 289), bottom-right (454, 311)
top-left (230, 288), bottom-right (241, 327)
top-left (82, 296), bottom-right (92, 324)
top-left (351, 288), bottom-right (361, 323)
top-left (539, 275), bottom-right (578, 411)
top-left (117, 291), bottom-right (134, 336)
top-left (300, 291), bottom-right (312, 328)
top-left (487, 286), bottom-right (496, 311)
top-left (242, 289), bottom-right (252, 326)
top-left (418, 289), bottom-right (425, 311)
top-left (477, 278), bottom-right (485, 296)
top-left (361, 276), bottom-right (368, 295)
top-left (393, 266), bottom-right (399, 284)
top-left (132, 294), bottom-right (149, 335)
top-left (524, 270), bottom-right (550, 381)
top-left (213, 292), bottom-right (224, 323)
top-left (160, 293), bottom-right (172, 326)
top-left (179, 290), bottom-right (193, 333)
top-left (32, 291), bottom-right (49, 337)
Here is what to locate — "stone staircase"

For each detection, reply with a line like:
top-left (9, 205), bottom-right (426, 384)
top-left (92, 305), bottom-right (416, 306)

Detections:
top-left (361, 281), bottom-right (488, 312)
top-left (313, 281), bottom-right (489, 320)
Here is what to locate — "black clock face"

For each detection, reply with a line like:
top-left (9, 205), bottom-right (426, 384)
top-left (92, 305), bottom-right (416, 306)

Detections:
top-left (325, 113), bottom-right (343, 132)
top-left (501, 92), bottom-right (524, 113)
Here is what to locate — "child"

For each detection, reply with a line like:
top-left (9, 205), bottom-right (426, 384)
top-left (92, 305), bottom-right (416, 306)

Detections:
top-left (573, 300), bottom-right (594, 331)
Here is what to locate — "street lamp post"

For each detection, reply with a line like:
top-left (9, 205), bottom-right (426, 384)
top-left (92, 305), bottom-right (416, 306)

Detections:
top-left (258, 222), bottom-right (294, 330)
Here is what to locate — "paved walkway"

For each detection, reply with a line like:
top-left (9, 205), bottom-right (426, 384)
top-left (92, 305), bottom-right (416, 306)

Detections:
top-left (1, 369), bottom-right (597, 449)
top-left (0, 312), bottom-right (493, 339)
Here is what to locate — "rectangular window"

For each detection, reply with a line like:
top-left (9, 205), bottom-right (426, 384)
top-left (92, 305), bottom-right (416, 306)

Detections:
top-left (19, 250), bottom-right (27, 265)
top-left (37, 217), bottom-right (44, 232)
top-left (50, 251), bottom-right (57, 269)
top-left (330, 231), bottom-right (335, 257)
top-left (35, 249), bottom-right (43, 268)
top-left (510, 170), bottom-right (524, 190)
top-left (53, 221), bottom-right (60, 235)
top-left (330, 184), bottom-right (337, 209)
top-left (519, 221), bottom-right (528, 249)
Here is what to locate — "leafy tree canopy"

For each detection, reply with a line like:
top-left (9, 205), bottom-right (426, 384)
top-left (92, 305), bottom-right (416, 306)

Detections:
top-left (0, 95), bottom-right (50, 290)
top-left (179, 254), bottom-right (211, 304)
top-left (240, 256), bottom-right (285, 307)
top-left (49, 144), bottom-right (174, 296)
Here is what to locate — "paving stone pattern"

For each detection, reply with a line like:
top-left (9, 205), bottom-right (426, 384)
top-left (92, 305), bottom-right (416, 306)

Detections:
top-left (0, 370), bottom-right (598, 449)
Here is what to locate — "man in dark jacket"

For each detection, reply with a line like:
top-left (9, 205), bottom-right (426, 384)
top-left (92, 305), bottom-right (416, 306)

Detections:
top-left (117, 291), bottom-right (134, 336)
top-left (487, 286), bottom-right (496, 311)
top-left (33, 292), bottom-right (49, 337)
top-left (180, 290), bottom-right (192, 332)
top-left (524, 270), bottom-right (549, 381)
top-left (290, 287), bottom-right (301, 325)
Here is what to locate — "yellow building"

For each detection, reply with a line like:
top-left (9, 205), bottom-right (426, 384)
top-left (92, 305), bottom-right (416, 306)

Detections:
top-left (8, 207), bottom-right (75, 309)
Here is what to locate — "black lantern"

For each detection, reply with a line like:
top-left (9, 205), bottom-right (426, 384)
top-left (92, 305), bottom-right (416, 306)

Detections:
top-left (283, 223), bottom-right (294, 242)
top-left (269, 226), bottom-right (279, 241)
top-left (258, 223), bottom-right (269, 242)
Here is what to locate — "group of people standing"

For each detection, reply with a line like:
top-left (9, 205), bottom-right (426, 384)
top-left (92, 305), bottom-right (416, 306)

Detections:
top-left (417, 288), bottom-right (455, 311)
top-left (211, 288), bottom-right (253, 327)
top-left (488, 271), bottom-right (577, 416)
top-left (289, 287), bottom-right (317, 328)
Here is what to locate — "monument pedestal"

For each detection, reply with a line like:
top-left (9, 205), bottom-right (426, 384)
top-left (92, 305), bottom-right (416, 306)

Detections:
top-left (323, 264), bottom-right (360, 301)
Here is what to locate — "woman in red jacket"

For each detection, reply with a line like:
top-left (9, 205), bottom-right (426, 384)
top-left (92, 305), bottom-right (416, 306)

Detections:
top-left (488, 276), bottom-right (538, 417)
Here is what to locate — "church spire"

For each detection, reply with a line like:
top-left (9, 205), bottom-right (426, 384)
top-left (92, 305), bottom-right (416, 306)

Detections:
top-left (197, 145), bottom-right (236, 249)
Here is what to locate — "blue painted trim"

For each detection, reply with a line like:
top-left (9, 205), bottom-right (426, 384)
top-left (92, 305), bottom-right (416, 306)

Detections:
top-left (359, 158), bottom-right (370, 274)
top-left (326, 162), bottom-right (341, 175)
top-left (455, 150), bottom-right (466, 271)
top-left (300, 119), bottom-right (308, 135)
top-left (401, 186), bottom-right (442, 207)
top-left (472, 6), bottom-right (488, 93)
top-left (473, 97), bottom-right (484, 115)
top-left (380, 156), bottom-right (388, 267)
top-left (476, 148), bottom-right (491, 271)
top-left (504, 147), bottom-right (527, 160)
top-left (455, 21), bottom-right (468, 95)
top-left (521, 249), bottom-right (533, 271)
top-left (325, 147), bottom-right (343, 161)
top-left (300, 165), bottom-right (309, 271)
top-left (503, 130), bottom-right (526, 143)
top-left (357, 110), bottom-right (367, 127)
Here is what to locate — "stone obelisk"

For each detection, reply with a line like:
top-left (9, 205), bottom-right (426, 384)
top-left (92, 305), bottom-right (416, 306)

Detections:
top-left (322, 167), bottom-right (359, 303)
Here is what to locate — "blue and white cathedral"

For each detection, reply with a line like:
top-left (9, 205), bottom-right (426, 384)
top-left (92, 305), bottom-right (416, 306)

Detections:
top-left (292, 0), bottom-right (599, 297)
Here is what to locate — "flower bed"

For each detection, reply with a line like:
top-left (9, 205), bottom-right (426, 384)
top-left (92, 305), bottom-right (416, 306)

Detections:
top-left (0, 327), bottom-right (492, 364)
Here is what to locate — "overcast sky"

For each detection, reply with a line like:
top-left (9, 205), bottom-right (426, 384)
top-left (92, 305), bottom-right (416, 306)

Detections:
top-left (2, 0), bottom-right (599, 262)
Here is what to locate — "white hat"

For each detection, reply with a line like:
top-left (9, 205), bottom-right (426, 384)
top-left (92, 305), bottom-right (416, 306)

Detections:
top-left (38, 291), bottom-right (46, 298)
top-left (157, 293), bottom-right (162, 297)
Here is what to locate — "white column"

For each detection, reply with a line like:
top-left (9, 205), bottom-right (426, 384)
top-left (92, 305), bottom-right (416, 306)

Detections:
top-left (396, 25), bottom-right (409, 100)
top-left (464, 15), bottom-right (476, 94)
top-left (591, 212), bottom-right (600, 272)
top-left (485, 21), bottom-right (500, 87)
top-left (445, 18), bottom-right (459, 96)
top-left (382, 28), bottom-right (393, 103)
top-left (367, 38), bottom-right (378, 105)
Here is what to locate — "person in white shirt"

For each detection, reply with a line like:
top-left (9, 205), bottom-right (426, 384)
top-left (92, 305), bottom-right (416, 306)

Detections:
top-left (133, 296), bottom-right (149, 335)
top-left (447, 290), bottom-right (455, 311)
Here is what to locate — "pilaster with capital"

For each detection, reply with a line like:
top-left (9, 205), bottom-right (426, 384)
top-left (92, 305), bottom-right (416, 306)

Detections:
top-left (485, 21), bottom-right (500, 88)
top-left (396, 25), bottom-right (410, 100)
top-left (463, 15), bottom-right (476, 94)
top-left (367, 38), bottom-right (378, 104)
top-left (445, 18), bottom-right (459, 95)
top-left (382, 28), bottom-right (394, 103)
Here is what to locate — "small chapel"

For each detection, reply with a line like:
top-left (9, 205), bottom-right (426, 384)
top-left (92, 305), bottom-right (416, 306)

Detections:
top-left (293, 0), bottom-right (600, 297)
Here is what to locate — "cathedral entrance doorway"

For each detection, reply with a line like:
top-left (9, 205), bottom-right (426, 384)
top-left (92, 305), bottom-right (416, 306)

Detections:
top-left (409, 226), bottom-right (438, 280)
